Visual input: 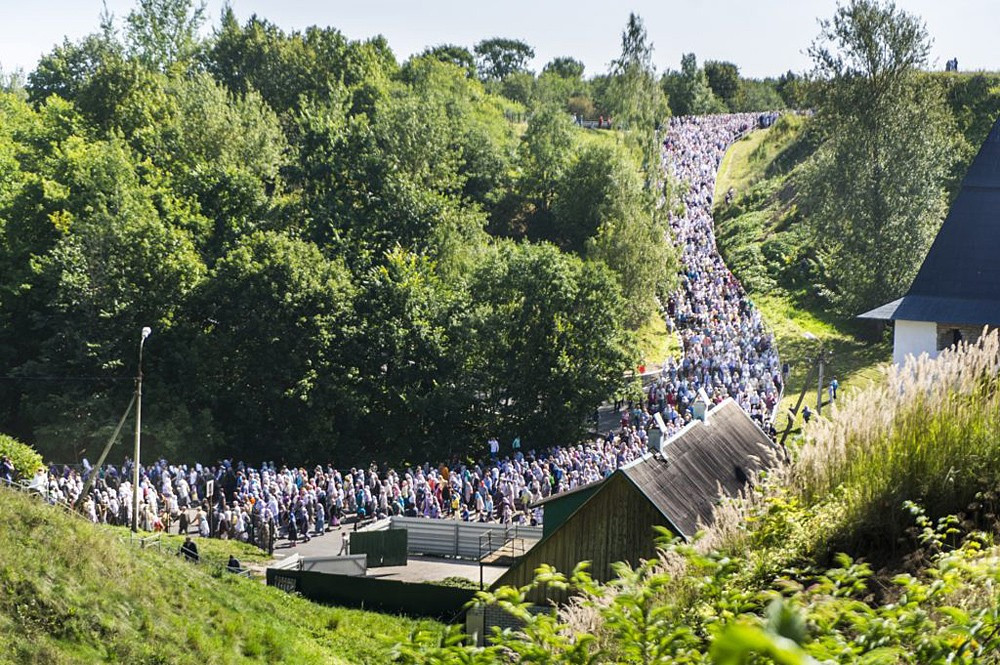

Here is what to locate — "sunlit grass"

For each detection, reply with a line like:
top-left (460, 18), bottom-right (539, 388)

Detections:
top-left (636, 310), bottom-right (681, 369)
top-left (0, 489), bottom-right (442, 664)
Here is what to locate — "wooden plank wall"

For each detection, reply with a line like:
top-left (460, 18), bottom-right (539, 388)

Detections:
top-left (493, 474), bottom-right (670, 604)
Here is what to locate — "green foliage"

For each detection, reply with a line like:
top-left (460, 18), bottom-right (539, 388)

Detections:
top-left (463, 242), bottom-right (636, 448)
top-left (574, 143), bottom-right (679, 327)
top-left (712, 112), bottom-right (896, 438)
top-left (419, 44), bottom-right (477, 78)
top-left (125, 0), bottom-right (206, 71)
top-left (27, 31), bottom-right (122, 106)
top-left (543, 57), bottom-right (585, 80)
top-left (3, 4), bottom-right (656, 466)
top-left (663, 53), bottom-right (726, 117)
top-left (731, 79), bottom-right (786, 112)
top-left (0, 434), bottom-right (43, 478)
top-left (791, 334), bottom-right (1000, 556)
top-left (189, 231), bottom-right (355, 462)
top-left (207, 10), bottom-right (395, 115)
top-left (603, 14), bottom-right (670, 178)
top-left (400, 337), bottom-right (1000, 664)
top-left (798, 0), bottom-right (958, 315)
top-left (473, 38), bottom-right (535, 82)
top-left (403, 520), bottom-right (1000, 663)
top-left (518, 105), bottom-right (574, 212)
top-left (704, 60), bottom-right (741, 108)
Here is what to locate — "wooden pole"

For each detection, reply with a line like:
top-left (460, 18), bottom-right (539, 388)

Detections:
top-left (76, 394), bottom-right (136, 510)
top-left (778, 360), bottom-right (818, 450)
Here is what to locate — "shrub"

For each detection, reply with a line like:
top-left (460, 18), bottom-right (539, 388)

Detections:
top-left (0, 433), bottom-right (44, 479)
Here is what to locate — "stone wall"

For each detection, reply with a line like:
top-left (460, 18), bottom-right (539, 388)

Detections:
top-left (936, 323), bottom-right (991, 351)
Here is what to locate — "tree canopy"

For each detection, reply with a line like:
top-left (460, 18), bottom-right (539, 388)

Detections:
top-left (474, 38), bottom-right (535, 82)
top-left (0, 2), bottom-right (665, 466)
top-left (798, 0), bottom-right (958, 315)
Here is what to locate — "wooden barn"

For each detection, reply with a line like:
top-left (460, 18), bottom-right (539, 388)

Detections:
top-left (492, 399), bottom-right (779, 603)
top-left (860, 116), bottom-right (1000, 363)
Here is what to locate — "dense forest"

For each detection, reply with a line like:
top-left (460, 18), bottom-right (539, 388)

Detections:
top-left (1, 0), bottom-right (799, 466)
top-left (0, 2), bottom-right (681, 464)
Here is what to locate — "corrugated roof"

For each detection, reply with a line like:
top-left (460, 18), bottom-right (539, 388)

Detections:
top-left (531, 478), bottom-right (605, 507)
top-left (621, 399), bottom-right (780, 539)
top-left (861, 117), bottom-right (1000, 324)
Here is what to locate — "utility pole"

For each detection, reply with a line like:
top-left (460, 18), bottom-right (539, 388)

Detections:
top-left (778, 361), bottom-right (817, 450)
top-left (816, 347), bottom-right (833, 416)
top-left (817, 352), bottom-right (824, 416)
top-left (131, 326), bottom-right (152, 532)
top-left (76, 394), bottom-right (135, 510)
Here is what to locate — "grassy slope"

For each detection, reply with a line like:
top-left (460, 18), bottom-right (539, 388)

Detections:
top-left (713, 116), bottom-right (890, 431)
top-left (0, 488), bottom-right (440, 665)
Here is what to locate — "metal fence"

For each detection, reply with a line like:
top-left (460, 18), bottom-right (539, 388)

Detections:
top-left (265, 567), bottom-right (476, 620)
top-left (361, 516), bottom-right (542, 560)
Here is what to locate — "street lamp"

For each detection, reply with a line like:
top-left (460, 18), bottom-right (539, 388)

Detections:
top-left (131, 326), bottom-right (152, 532)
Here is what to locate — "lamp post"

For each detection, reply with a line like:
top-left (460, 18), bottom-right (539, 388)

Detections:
top-left (131, 326), bottom-right (152, 532)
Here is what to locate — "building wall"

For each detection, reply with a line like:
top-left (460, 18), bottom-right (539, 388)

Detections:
top-left (936, 323), bottom-right (989, 352)
top-left (540, 485), bottom-right (601, 539)
top-left (893, 319), bottom-right (938, 365)
top-left (492, 474), bottom-right (670, 604)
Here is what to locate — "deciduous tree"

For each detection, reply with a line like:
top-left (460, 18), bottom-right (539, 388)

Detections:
top-left (799, 0), bottom-right (958, 314)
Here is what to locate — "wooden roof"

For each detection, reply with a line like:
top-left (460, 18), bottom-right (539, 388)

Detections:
top-left (621, 399), bottom-right (779, 539)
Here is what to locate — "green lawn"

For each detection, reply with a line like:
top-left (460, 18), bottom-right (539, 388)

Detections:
top-left (0, 487), bottom-right (442, 664)
top-left (715, 128), bottom-right (773, 200)
top-left (715, 114), bottom-right (807, 202)
top-left (754, 293), bottom-right (889, 431)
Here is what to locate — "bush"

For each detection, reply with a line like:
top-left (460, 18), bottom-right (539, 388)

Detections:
top-left (0, 433), bottom-right (44, 479)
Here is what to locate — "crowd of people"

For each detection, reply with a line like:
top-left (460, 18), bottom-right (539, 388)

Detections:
top-left (29, 424), bottom-right (651, 550)
top-left (657, 113), bottom-right (782, 436)
top-left (10, 114), bottom-right (780, 551)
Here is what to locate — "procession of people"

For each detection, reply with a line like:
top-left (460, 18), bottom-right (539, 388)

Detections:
top-left (18, 114), bottom-right (784, 553)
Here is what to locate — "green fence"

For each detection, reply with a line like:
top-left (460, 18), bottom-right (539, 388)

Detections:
top-left (265, 568), bottom-right (475, 620)
top-left (349, 528), bottom-right (408, 567)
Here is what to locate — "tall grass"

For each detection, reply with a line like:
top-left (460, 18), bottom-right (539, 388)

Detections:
top-left (706, 330), bottom-right (1000, 565)
top-left (795, 330), bottom-right (1000, 543)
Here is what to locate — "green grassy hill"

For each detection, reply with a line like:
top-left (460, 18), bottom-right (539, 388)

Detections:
top-left (713, 115), bottom-right (891, 431)
top-left (0, 487), bottom-right (440, 664)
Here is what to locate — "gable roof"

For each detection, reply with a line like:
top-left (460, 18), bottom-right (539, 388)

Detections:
top-left (860, 117), bottom-right (1000, 324)
top-left (615, 399), bottom-right (779, 539)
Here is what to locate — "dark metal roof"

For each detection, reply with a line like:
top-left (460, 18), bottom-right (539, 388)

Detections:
top-left (620, 399), bottom-right (780, 539)
top-left (861, 117), bottom-right (1000, 324)
top-left (859, 295), bottom-right (1000, 326)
